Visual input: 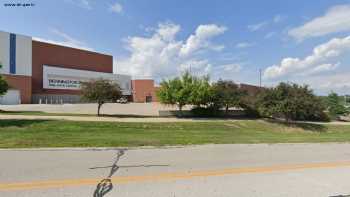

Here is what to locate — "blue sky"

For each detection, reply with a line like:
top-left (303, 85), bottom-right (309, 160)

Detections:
top-left (1, 0), bottom-right (350, 95)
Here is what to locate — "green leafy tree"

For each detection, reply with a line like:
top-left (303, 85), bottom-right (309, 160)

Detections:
top-left (0, 63), bottom-right (9, 97)
top-left (157, 72), bottom-right (193, 114)
top-left (80, 79), bottom-right (122, 116)
top-left (189, 75), bottom-right (213, 107)
top-left (212, 80), bottom-right (246, 115)
top-left (257, 82), bottom-right (327, 122)
top-left (326, 92), bottom-right (348, 118)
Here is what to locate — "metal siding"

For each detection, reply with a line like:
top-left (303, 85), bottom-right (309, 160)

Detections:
top-left (15, 34), bottom-right (32, 76)
top-left (0, 31), bottom-right (10, 74)
top-left (9, 33), bottom-right (16, 74)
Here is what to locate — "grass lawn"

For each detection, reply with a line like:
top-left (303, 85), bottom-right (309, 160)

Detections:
top-left (1, 119), bottom-right (350, 148)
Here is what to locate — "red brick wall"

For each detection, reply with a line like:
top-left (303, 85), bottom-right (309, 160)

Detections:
top-left (132, 79), bottom-right (158, 102)
top-left (3, 74), bottom-right (32, 104)
top-left (32, 40), bottom-right (113, 95)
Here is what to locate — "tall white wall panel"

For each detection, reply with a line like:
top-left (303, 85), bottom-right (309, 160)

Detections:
top-left (15, 34), bottom-right (32, 76)
top-left (0, 31), bottom-right (10, 74)
top-left (0, 30), bottom-right (32, 76)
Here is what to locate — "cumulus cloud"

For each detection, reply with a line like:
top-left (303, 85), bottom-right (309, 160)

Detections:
top-left (264, 35), bottom-right (350, 79)
top-left (117, 22), bottom-right (229, 79)
top-left (33, 28), bottom-right (94, 51)
top-left (301, 72), bottom-right (350, 95)
top-left (289, 4), bottom-right (350, 40)
top-left (179, 24), bottom-right (227, 57)
top-left (109, 2), bottom-right (123, 14)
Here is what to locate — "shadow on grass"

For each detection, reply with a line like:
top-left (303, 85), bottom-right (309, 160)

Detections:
top-left (0, 119), bottom-right (52, 128)
top-left (265, 119), bottom-right (327, 133)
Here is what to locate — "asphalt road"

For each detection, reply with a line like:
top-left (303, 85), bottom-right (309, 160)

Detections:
top-left (1, 144), bottom-right (350, 196)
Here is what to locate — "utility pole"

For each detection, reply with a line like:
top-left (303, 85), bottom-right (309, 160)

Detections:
top-left (259, 68), bottom-right (262, 87)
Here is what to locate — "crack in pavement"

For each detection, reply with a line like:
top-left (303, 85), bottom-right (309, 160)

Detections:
top-left (93, 149), bottom-right (126, 197)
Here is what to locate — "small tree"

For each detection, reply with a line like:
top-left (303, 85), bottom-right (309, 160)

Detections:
top-left (0, 63), bottom-right (9, 97)
top-left (326, 92), bottom-right (348, 118)
top-left (189, 75), bottom-right (212, 107)
top-left (212, 80), bottom-right (246, 115)
top-left (80, 79), bottom-right (122, 116)
top-left (157, 72), bottom-right (194, 114)
top-left (257, 82), bottom-right (327, 122)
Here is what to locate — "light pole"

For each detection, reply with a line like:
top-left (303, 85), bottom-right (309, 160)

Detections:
top-left (259, 68), bottom-right (262, 87)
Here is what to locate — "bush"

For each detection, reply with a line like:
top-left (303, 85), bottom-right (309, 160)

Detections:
top-left (257, 82), bottom-right (328, 122)
top-left (326, 92), bottom-right (349, 119)
top-left (191, 106), bottom-right (222, 117)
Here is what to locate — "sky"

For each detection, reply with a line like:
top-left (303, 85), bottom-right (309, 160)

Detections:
top-left (1, 0), bottom-right (350, 95)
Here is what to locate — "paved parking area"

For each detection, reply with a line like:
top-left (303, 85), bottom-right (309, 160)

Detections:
top-left (0, 103), bottom-right (191, 116)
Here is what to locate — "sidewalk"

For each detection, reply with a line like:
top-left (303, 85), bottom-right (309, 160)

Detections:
top-left (0, 114), bottom-right (211, 122)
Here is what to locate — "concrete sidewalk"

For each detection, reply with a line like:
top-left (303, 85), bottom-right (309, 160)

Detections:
top-left (0, 114), bottom-right (213, 122)
top-left (0, 103), bottom-right (191, 116)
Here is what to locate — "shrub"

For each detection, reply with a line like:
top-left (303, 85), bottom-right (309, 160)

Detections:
top-left (257, 82), bottom-right (328, 122)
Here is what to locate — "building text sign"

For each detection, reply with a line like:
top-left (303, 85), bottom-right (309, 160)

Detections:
top-left (47, 78), bottom-right (81, 89)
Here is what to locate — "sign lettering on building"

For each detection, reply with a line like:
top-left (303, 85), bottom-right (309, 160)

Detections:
top-left (48, 78), bottom-right (82, 89)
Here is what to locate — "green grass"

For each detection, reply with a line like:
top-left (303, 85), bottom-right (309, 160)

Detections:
top-left (1, 119), bottom-right (350, 148)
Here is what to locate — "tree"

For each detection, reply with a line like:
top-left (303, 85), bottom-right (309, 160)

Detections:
top-left (80, 79), bottom-right (122, 116)
top-left (257, 82), bottom-right (327, 122)
top-left (0, 64), bottom-right (9, 97)
top-left (189, 75), bottom-right (213, 107)
top-left (212, 80), bottom-right (246, 115)
top-left (157, 72), bottom-right (193, 114)
top-left (326, 92), bottom-right (348, 118)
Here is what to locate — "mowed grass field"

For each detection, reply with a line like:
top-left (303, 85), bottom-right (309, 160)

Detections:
top-left (1, 119), bottom-right (350, 148)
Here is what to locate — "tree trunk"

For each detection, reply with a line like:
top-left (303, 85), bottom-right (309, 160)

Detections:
top-left (97, 103), bottom-right (102, 116)
top-left (178, 104), bottom-right (183, 117)
top-left (225, 105), bottom-right (229, 116)
top-left (284, 113), bottom-right (291, 124)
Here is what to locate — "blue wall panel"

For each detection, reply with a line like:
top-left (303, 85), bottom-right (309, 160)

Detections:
top-left (9, 33), bottom-right (16, 74)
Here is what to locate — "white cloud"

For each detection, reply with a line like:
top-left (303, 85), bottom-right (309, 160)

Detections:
top-left (33, 28), bottom-right (94, 51)
top-left (156, 23), bottom-right (181, 41)
top-left (306, 63), bottom-right (339, 75)
top-left (116, 22), bottom-right (228, 79)
top-left (235, 42), bottom-right (255, 49)
top-left (109, 2), bottom-right (123, 14)
top-left (247, 21), bottom-right (269, 32)
top-left (179, 60), bottom-right (212, 76)
top-left (289, 4), bottom-right (350, 41)
top-left (264, 35), bottom-right (350, 79)
top-left (300, 72), bottom-right (350, 95)
top-left (179, 24), bottom-right (227, 57)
